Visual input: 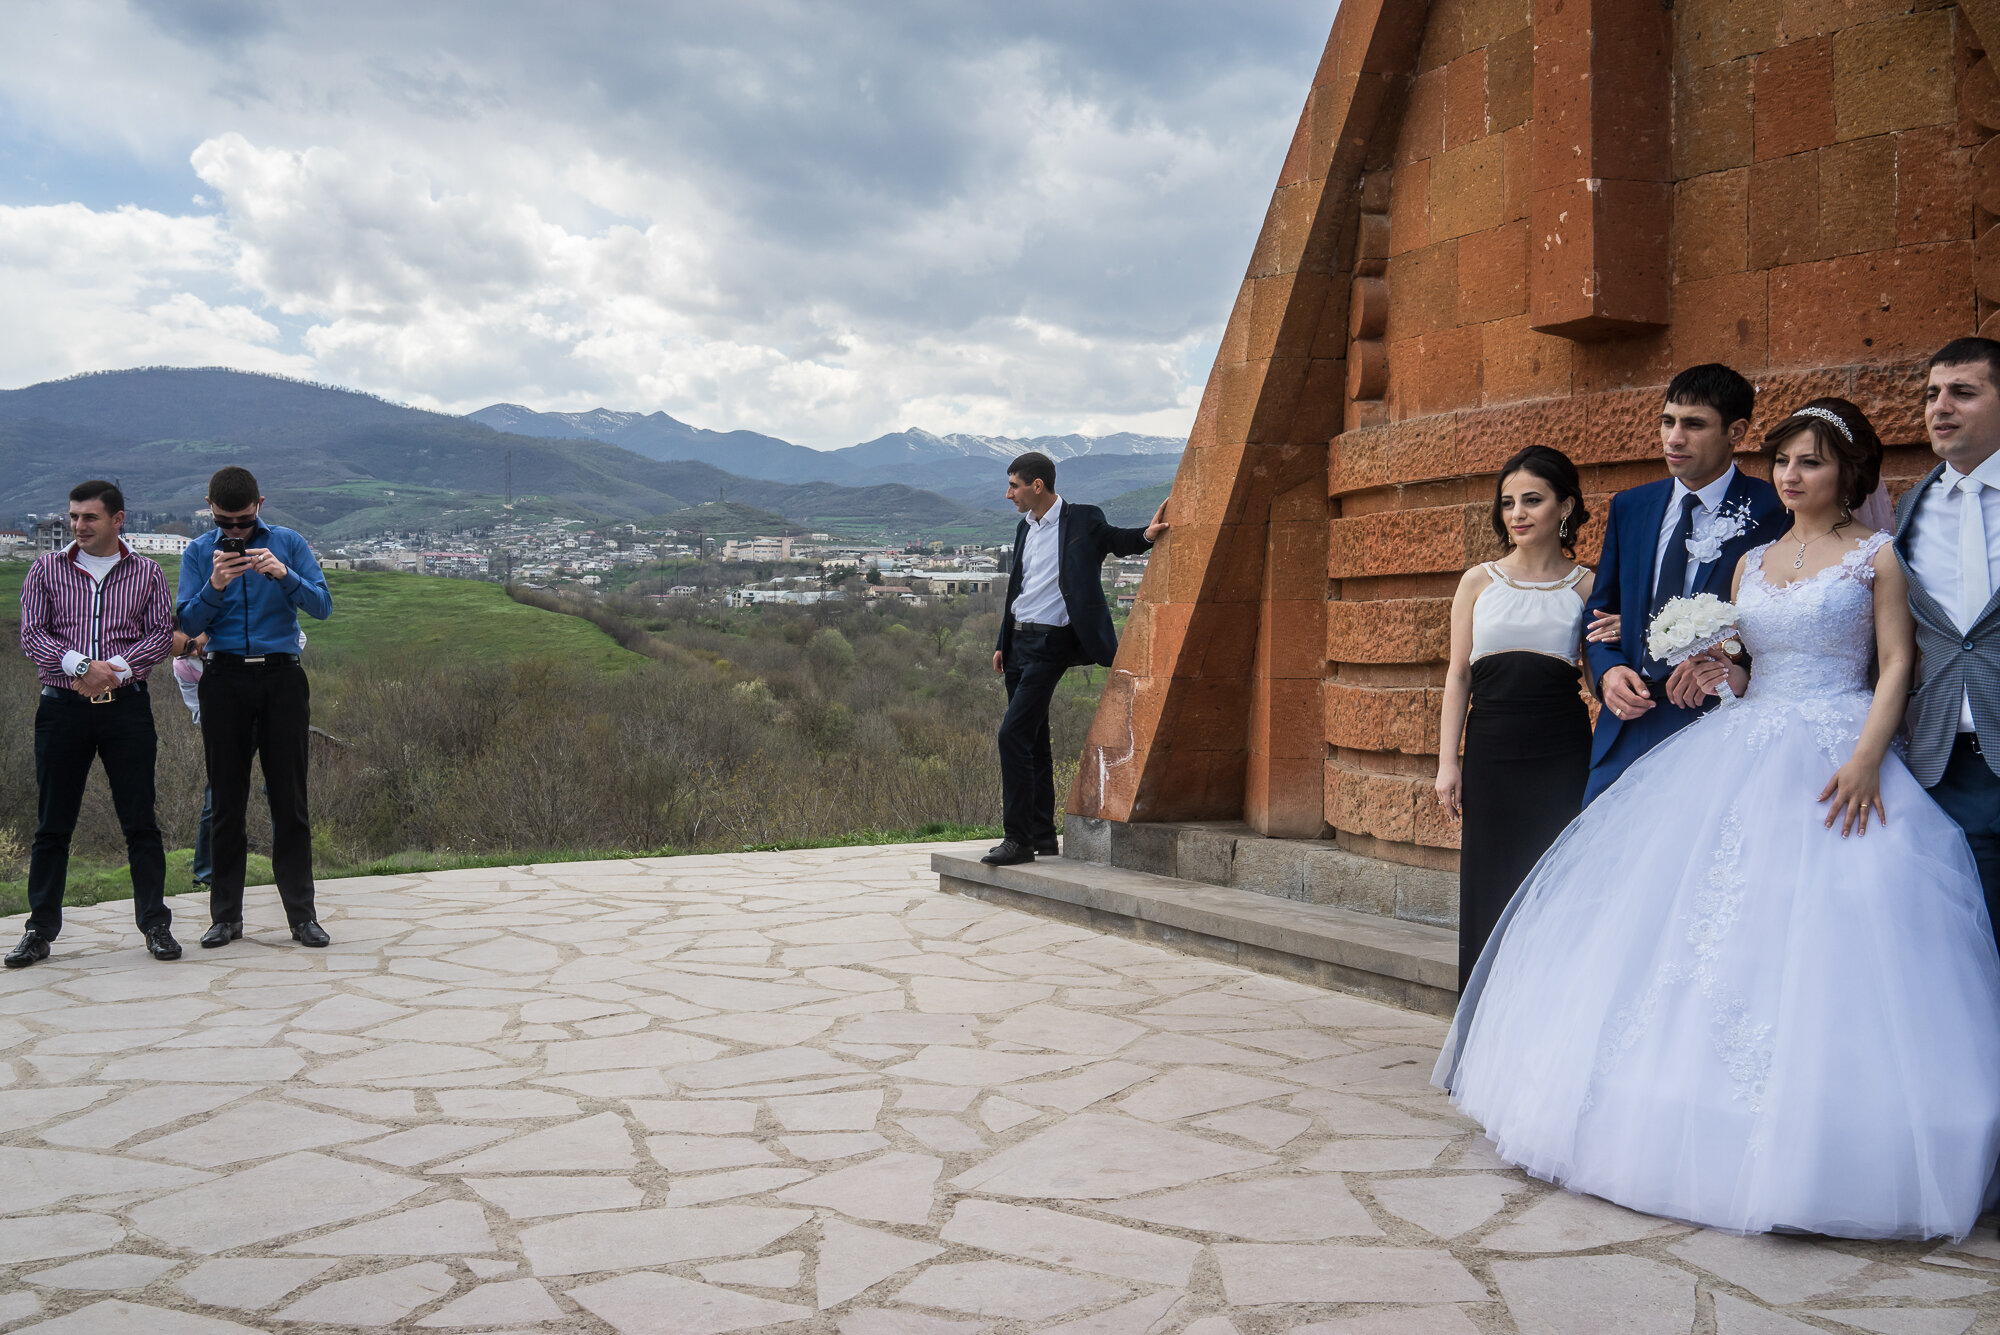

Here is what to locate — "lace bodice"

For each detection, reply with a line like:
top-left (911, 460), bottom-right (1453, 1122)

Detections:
top-left (1724, 532), bottom-right (1892, 763)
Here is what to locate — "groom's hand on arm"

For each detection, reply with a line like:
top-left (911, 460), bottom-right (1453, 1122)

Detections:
top-left (1601, 666), bottom-right (1655, 721)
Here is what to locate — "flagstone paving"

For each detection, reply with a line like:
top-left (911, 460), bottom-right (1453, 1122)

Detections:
top-left (0, 841), bottom-right (1997, 1333)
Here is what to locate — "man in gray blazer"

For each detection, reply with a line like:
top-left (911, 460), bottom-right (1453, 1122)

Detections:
top-left (1896, 336), bottom-right (2000, 952)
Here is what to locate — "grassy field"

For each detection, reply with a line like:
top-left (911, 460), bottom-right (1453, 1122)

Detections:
top-left (1, 554), bottom-right (641, 670)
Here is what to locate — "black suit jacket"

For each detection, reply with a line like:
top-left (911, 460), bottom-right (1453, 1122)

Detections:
top-left (996, 500), bottom-right (1153, 668)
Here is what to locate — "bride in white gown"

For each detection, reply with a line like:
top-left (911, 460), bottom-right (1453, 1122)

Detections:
top-left (1436, 398), bottom-right (2000, 1240)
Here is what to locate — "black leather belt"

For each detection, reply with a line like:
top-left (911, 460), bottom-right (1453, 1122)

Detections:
top-left (42, 680), bottom-right (147, 703)
top-left (1015, 622), bottom-right (1071, 634)
top-left (211, 652), bottom-right (298, 667)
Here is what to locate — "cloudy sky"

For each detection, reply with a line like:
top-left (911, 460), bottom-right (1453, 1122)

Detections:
top-left (0, 1), bottom-right (1333, 449)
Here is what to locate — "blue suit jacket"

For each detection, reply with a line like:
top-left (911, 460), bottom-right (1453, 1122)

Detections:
top-left (1581, 469), bottom-right (1787, 769)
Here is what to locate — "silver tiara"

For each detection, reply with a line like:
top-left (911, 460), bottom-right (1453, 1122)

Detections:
top-left (1790, 405), bottom-right (1853, 442)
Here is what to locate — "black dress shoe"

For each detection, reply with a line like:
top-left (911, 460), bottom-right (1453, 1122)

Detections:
top-left (291, 920), bottom-right (331, 947)
top-left (1033, 838), bottom-right (1060, 856)
top-left (4, 929), bottom-right (50, 969)
top-left (981, 840), bottom-right (1036, 866)
top-left (145, 927), bottom-right (182, 961)
top-left (200, 921), bottom-right (242, 949)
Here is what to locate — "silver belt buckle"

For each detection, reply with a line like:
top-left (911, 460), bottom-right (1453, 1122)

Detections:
top-left (242, 656), bottom-right (266, 664)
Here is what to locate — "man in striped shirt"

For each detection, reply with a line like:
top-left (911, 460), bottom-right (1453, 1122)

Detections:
top-left (10, 480), bottom-right (179, 967)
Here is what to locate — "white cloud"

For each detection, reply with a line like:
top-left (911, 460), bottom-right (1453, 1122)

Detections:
top-left (0, 0), bottom-right (1331, 447)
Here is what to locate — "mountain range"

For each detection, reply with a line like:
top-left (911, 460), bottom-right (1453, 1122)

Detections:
top-left (466, 405), bottom-right (1184, 512)
top-left (0, 368), bottom-right (1184, 542)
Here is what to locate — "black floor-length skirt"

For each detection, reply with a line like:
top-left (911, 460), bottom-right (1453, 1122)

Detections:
top-left (1458, 651), bottom-right (1590, 989)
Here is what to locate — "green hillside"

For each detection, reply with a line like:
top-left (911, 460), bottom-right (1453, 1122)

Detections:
top-left (1, 556), bottom-right (641, 671)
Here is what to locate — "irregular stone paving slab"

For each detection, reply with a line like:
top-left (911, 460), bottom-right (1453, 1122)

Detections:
top-left (1492, 1255), bottom-right (1697, 1335)
top-left (7, 845), bottom-right (2000, 1335)
top-left (175, 1257), bottom-right (338, 1310)
top-left (893, 1259), bottom-right (1127, 1320)
top-left (951, 1114), bottom-right (1273, 1198)
top-left (127, 1151), bottom-right (425, 1253)
top-left (271, 1260), bottom-right (456, 1325)
top-left (1215, 1243), bottom-right (1486, 1304)
top-left (518, 1205), bottom-right (812, 1275)
top-left (940, 1199), bottom-right (1201, 1285)
top-left (569, 1271), bottom-right (811, 1334)
top-left (818, 1219), bottom-right (944, 1308)
top-left (10, 1298), bottom-right (266, 1333)
top-left (414, 1276), bottom-right (567, 1326)
top-left (24, 1252), bottom-right (174, 1291)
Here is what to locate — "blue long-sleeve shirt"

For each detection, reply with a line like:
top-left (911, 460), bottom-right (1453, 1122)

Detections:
top-left (176, 521), bottom-right (331, 655)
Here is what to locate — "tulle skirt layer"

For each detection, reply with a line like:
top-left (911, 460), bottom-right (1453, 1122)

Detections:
top-left (1436, 699), bottom-right (2000, 1240)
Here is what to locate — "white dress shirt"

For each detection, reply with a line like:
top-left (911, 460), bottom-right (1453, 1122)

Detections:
top-left (1012, 495), bottom-right (1070, 626)
top-left (1906, 451), bottom-right (2000, 730)
top-left (1653, 465), bottom-right (1739, 598)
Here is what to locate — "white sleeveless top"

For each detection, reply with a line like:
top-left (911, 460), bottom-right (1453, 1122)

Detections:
top-left (1470, 563), bottom-right (1589, 664)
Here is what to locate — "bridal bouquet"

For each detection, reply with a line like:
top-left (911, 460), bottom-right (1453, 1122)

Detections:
top-left (1647, 593), bottom-right (1743, 702)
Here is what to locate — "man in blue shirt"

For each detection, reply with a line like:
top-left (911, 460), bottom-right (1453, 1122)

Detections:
top-left (176, 466), bottom-right (334, 949)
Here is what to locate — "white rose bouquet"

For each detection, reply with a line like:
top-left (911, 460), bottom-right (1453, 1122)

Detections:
top-left (1647, 593), bottom-right (1744, 703)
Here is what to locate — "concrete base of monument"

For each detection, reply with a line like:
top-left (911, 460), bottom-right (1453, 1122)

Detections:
top-left (932, 849), bottom-right (1459, 1016)
top-left (1060, 814), bottom-right (1459, 931)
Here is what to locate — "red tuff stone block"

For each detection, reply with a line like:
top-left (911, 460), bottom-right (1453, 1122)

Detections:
top-left (1755, 37), bottom-right (1834, 162)
top-left (1399, 66), bottom-right (1448, 165)
top-left (1351, 276), bottom-right (1389, 339)
top-left (1501, 124), bottom-right (1532, 223)
top-left (1266, 521), bottom-right (1331, 606)
top-left (1386, 240), bottom-right (1460, 342)
top-left (1390, 158), bottom-right (1433, 256)
top-left (1676, 58), bottom-right (1756, 178)
top-left (1326, 597), bottom-right (1453, 664)
top-left (1482, 316), bottom-right (1575, 405)
top-left (1817, 135), bottom-right (1897, 258)
top-left (1256, 678), bottom-right (1328, 760)
top-left (1582, 389), bottom-right (1668, 467)
top-left (1897, 127), bottom-right (1974, 247)
top-left (1832, 13), bottom-right (1956, 142)
top-left (1399, 325), bottom-right (1487, 420)
top-left (1487, 25), bottom-right (1534, 132)
top-left (1326, 682), bottom-right (1437, 753)
top-left (1768, 242), bottom-right (1976, 366)
top-left (1331, 424), bottom-right (1393, 493)
top-left (1748, 152), bottom-right (1820, 270)
top-left (1530, 179), bottom-right (1674, 336)
top-left (1418, 0), bottom-right (1469, 73)
top-left (1458, 221), bottom-right (1530, 324)
top-left (1330, 505), bottom-right (1473, 579)
top-left (1348, 342), bottom-right (1389, 403)
top-left (1674, 169), bottom-right (1750, 281)
top-left (1294, 357), bottom-right (1349, 447)
top-left (1245, 755), bottom-right (1329, 840)
top-left (1387, 415), bottom-right (1461, 485)
top-left (1569, 330), bottom-right (1675, 396)
top-left (1445, 49), bottom-right (1488, 149)
top-left (1981, 227), bottom-right (2000, 305)
top-left (1430, 137), bottom-right (1507, 240)
top-left (1465, 0), bottom-right (1531, 51)
top-left (1677, 0), bottom-right (1780, 68)
top-left (1329, 766), bottom-right (1419, 843)
top-left (1673, 270), bottom-right (1772, 370)
top-left (1964, 56), bottom-right (2000, 135)
top-left (1456, 397), bottom-right (1589, 474)
top-left (1786, 0), bottom-right (1941, 40)
top-left (1850, 359), bottom-right (1930, 446)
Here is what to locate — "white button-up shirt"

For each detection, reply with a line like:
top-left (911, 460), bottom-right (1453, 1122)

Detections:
top-left (1012, 496), bottom-right (1069, 627)
top-left (1906, 451), bottom-right (2000, 730)
top-left (1653, 464), bottom-right (1738, 598)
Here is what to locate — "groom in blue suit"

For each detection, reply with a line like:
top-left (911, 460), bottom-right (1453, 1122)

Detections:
top-left (1581, 364), bottom-right (1788, 803)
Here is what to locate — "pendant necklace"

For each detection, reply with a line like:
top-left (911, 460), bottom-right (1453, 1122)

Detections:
top-left (1791, 522), bottom-right (1844, 569)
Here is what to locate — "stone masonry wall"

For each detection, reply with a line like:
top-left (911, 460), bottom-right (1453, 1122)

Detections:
top-left (1075, 0), bottom-right (2000, 879)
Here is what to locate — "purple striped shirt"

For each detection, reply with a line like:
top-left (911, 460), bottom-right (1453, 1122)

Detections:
top-left (19, 541), bottom-right (174, 688)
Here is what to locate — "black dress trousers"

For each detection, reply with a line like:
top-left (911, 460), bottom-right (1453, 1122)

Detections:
top-left (199, 658), bottom-right (316, 925)
top-left (27, 685), bottom-right (170, 940)
top-left (999, 624), bottom-right (1079, 846)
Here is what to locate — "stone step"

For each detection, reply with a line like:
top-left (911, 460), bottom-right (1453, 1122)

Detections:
top-left (932, 851), bottom-right (1459, 1017)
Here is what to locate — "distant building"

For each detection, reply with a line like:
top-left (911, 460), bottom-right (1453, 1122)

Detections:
top-left (723, 536), bottom-right (793, 561)
top-left (125, 533), bottom-right (191, 555)
top-left (420, 552), bottom-right (489, 579)
top-left (908, 573), bottom-right (996, 596)
top-left (34, 516), bottom-right (68, 553)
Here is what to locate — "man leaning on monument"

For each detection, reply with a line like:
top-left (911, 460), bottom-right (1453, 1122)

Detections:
top-left (175, 466), bottom-right (334, 949)
top-left (984, 451), bottom-right (1168, 866)
top-left (10, 480), bottom-right (179, 968)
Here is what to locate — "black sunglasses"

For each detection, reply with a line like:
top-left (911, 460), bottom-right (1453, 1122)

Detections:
top-left (213, 513), bottom-right (258, 530)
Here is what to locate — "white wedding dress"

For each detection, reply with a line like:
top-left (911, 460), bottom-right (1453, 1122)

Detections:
top-left (1437, 532), bottom-right (2000, 1239)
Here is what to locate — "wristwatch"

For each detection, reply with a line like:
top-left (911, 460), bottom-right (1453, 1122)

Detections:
top-left (71, 659), bottom-right (95, 678)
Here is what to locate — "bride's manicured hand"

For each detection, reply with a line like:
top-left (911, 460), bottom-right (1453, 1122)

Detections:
top-left (1668, 647), bottom-right (1734, 707)
top-left (1434, 763), bottom-right (1462, 821)
top-left (1819, 758), bottom-right (1886, 837)
top-left (1585, 610), bottom-right (1620, 643)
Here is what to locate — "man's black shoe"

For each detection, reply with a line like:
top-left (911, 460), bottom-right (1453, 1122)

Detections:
top-left (145, 927), bottom-right (182, 961)
top-left (291, 921), bottom-right (331, 947)
top-left (4, 930), bottom-right (50, 969)
top-left (1033, 838), bottom-right (1060, 856)
top-left (200, 921), bottom-right (243, 949)
top-left (981, 840), bottom-right (1036, 866)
